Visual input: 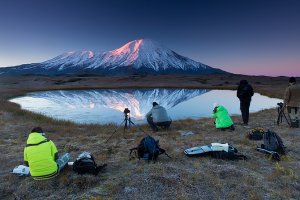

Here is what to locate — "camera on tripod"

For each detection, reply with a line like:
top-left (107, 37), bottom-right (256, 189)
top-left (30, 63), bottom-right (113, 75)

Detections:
top-left (123, 108), bottom-right (130, 117)
top-left (106, 107), bottom-right (143, 143)
top-left (277, 102), bottom-right (284, 108)
top-left (277, 102), bottom-right (290, 126)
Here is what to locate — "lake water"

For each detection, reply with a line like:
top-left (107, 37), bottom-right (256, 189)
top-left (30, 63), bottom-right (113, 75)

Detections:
top-left (10, 88), bottom-right (282, 124)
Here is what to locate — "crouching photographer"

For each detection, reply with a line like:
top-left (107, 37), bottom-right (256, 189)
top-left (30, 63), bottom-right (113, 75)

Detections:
top-left (146, 102), bottom-right (172, 132)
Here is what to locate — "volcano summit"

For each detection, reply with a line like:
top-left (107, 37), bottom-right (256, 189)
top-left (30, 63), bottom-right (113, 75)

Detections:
top-left (0, 39), bottom-right (226, 76)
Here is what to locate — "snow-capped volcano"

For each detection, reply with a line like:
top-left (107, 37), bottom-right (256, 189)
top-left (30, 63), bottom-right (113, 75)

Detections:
top-left (0, 39), bottom-right (226, 75)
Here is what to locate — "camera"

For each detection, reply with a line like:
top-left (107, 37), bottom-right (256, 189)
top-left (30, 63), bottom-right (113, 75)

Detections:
top-left (123, 108), bottom-right (130, 115)
top-left (277, 102), bottom-right (283, 107)
top-left (123, 108), bottom-right (130, 120)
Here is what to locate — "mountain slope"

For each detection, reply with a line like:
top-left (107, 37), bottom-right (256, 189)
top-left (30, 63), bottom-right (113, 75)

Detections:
top-left (0, 39), bottom-right (226, 75)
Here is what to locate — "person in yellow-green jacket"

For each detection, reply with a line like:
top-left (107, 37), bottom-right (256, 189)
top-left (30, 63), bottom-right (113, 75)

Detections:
top-left (24, 127), bottom-right (70, 180)
top-left (212, 103), bottom-right (235, 131)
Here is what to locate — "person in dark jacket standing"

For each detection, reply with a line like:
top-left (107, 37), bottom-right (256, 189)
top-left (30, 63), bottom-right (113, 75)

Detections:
top-left (237, 80), bottom-right (254, 125)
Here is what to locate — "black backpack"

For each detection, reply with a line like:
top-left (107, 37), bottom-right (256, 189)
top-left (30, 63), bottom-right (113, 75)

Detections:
top-left (184, 143), bottom-right (247, 160)
top-left (261, 130), bottom-right (285, 154)
top-left (130, 136), bottom-right (170, 161)
top-left (73, 152), bottom-right (106, 175)
top-left (211, 145), bottom-right (247, 160)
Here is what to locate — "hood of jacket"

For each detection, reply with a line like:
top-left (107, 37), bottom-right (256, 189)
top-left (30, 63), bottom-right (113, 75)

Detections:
top-left (153, 105), bottom-right (163, 110)
top-left (26, 132), bottom-right (47, 145)
top-left (216, 105), bottom-right (226, 112)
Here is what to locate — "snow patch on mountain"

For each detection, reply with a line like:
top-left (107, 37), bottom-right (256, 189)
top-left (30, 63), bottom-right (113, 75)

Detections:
top-left (0, 39), bottom-right (226, 75)
top-left (42, 50), bottom-right (96, 70)
top-left (40, 39), bottom-right (212, 72)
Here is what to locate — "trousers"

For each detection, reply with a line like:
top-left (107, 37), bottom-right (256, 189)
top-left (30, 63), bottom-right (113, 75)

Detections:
top-left (56, 153), bottom-right (70, 171)
top-left (240, 100), bottom-right (251, 124)
top-left (147, 116), bottom-right (172, 131)
top-left (287, 107), bottom-right (300, 127)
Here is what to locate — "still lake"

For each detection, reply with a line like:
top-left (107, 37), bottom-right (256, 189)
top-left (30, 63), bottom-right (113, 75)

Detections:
top-left (10, 88), bottom-right (282, 124)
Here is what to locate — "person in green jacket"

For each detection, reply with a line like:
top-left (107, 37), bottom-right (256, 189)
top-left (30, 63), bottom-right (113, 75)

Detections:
top-left (24, 127), bottom-right (70, 180)
top-left (212, 103), bottom-right (235, 131)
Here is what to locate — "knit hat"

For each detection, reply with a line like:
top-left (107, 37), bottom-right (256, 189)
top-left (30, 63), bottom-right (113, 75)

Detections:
top-left (153, 102), bottom-right (158, 107)
top-left (289, 77), bottom-right (296, 83)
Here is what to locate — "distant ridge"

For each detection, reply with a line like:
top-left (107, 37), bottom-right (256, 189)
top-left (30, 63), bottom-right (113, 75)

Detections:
top-left (0, 39), bottom-right (226, 76)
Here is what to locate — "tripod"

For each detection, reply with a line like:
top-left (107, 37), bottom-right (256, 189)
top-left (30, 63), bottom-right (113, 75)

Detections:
top-left (105, 111), bottom-right (145, 143)
top-left (277, 104), bottom-right (290, 126)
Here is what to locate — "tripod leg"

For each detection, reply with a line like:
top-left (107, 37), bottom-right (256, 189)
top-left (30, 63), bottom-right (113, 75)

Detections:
top-left (129, 119), bottom-right (135, 125)
top-left (282, 110), bottom-right (291, 126)
top-left (277, 107), bottom-right (288, 126)
top-left (277, 107), bottom-right (282, 125)
top-left (277, 112), bottom-right (280, 126)
top-left (123, 118), bottom-right (130, 139)
top-left (129, 119), bottom-right (146, 133)
top-left (105, 119), bottom-right (125, 143)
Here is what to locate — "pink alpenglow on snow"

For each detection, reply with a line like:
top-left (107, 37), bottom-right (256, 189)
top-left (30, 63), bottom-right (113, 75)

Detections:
top-left (0, 39), bottom-right (223, 75)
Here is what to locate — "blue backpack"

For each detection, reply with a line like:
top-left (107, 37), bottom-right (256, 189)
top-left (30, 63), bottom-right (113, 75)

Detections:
top-left (130, 136), bottom-right (170, 161)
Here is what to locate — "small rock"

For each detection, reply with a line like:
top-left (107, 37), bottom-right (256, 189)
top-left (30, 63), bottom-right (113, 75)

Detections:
top-left (180, 131), bottom-right (195, 136)
top-left (89, 187), bottom-right (108, 196)
top-left (124, 186), bottom-right (138, 194)
top-left (243, 125), bottom-right (251, 129)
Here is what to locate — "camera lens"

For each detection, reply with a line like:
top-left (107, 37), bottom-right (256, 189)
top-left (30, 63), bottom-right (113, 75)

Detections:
top-left (124, 108), bottom-right (130, 114)
top-left (277, 102), bottom-right (283, 107)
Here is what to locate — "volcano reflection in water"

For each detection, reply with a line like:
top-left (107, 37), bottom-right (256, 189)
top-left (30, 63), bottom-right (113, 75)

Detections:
top-left (10, 88), bottom-right (281, 124)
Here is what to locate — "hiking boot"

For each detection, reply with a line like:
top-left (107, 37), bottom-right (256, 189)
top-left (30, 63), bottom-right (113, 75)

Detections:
top-left (236, 122), bottom-right (247, 126)
top-left (291, 120), bottom-right (299, 128)
top-left (230, 125), bottom-right (235, 131)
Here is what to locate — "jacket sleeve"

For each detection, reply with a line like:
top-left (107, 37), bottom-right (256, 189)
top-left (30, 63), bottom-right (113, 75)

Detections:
top-left (212, 111), bottom-right (217, 118)
top-left (50, 140), bottom-right (58, 160)
top-left (145, 109), bottom-right (152, 118)
top-left (284, 87), bottom-right (290, 105)
top-left (237, 88), bottom-right (241, 98)
top-left (237, 87), bottom-right (245, 99)
top-left (24, 147), bottom-right (28, 162)
top-left (249, 85), bottom-right (254, 96)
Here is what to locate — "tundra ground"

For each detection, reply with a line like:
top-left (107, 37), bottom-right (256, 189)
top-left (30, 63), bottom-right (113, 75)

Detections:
top-left (0, 74), bottom-right (299, 200)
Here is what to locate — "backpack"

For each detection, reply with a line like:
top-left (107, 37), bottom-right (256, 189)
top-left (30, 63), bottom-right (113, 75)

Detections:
top-left (248, 128), bottom-right (265, 140)
top-left (73, 152), bottom-right (106, 175)
top-left (261, 130), bottom-right (285, 154)
top-left (211, 145), bottom-right (247, 160)
top-left (129, 136), bottom-right (171, 161)
top-left (184, 143), bottom-right (247, 160)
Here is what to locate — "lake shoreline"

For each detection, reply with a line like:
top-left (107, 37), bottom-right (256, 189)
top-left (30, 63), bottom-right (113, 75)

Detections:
top-left (1, 74), bottom-right (299, 199)
top-left (10, 88), bottom-right (282, 125)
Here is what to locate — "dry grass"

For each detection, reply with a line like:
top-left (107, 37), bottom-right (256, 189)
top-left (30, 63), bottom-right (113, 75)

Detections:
top-left (0, 74), bottom-right (299, 199)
